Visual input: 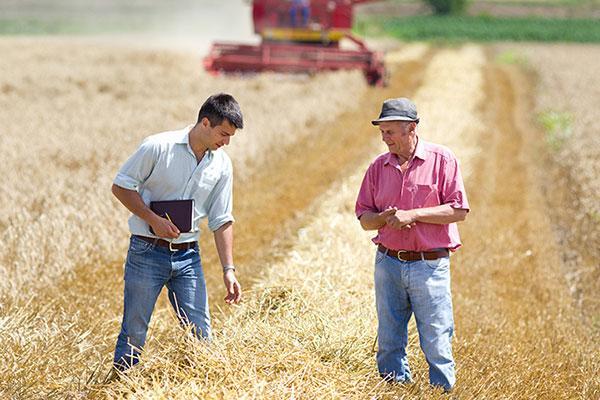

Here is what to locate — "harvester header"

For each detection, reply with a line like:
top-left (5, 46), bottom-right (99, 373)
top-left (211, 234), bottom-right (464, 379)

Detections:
top-left (204, 0), bottom-right (385, 86)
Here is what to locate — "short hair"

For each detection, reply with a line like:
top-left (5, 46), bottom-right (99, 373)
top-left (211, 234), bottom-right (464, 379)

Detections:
top-left (197, 93), bottom-right (244, 129)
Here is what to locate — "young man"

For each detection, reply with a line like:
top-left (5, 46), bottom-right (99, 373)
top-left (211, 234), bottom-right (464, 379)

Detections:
top-left (355, 98), bottom-right (469, 392)
top-left (111, 93), bottom-right (243, 370)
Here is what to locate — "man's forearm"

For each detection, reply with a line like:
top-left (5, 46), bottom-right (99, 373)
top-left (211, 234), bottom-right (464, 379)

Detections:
top-left (412, 204), bottom-right (468, 224)
top-left (359, 211), bottom-right (388, 231)
top-left (213, 222), bottom-right (234, 269)
top-left (112, 184), bottom-right (158, 224)
top-left (111, 184), bottom-right (159, 225)
top-left (111, 184), bottom-right (181, 239)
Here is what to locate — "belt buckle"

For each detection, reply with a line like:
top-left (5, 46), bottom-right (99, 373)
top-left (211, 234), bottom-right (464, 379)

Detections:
top-left (396, 250), bottom-right (409, 261)
top-left (168, 240), bottom-right (177, 252)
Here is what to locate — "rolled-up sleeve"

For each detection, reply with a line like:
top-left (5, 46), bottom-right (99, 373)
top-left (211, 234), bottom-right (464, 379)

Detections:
top-left (441, 156), bottom-right (470, 211)
top-left (355, 165), bottom-right (377, 219)
top-left (206, 160), bottom-right (235, 231)
top-left (113, 139), bottom-right (158, 191)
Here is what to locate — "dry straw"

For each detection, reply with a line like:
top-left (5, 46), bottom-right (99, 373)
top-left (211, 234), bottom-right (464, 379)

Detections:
top-left (0, 36), bottom-right (366, 398)
top-left (97, 44), bottom-right (599, 398)
top-left (498, 44), bottom-right (600, 322)
top-left (0, 37), bottom-right (366, 299)
top-left (0, 37), bottom-right (597, 399)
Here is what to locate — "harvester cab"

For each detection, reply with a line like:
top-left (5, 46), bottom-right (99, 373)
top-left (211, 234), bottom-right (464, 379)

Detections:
top-left (203, 0), bottom-right (386, 86)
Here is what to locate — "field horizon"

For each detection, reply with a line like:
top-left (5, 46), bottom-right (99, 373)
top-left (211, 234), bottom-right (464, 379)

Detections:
top-left (0, 6), bottom-right (598, 398)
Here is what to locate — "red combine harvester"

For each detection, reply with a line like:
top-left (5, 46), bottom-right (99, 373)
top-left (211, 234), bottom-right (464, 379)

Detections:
top-left (203, 0), bottom-right (385, 86)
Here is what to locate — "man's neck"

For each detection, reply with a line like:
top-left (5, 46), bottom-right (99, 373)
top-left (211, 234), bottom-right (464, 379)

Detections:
top-left (188, 125), bottom-right (208, 162)
top-left (396, 137), bottom-right (418, 168)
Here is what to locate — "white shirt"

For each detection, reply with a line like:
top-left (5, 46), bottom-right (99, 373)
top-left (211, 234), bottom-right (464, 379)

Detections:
top-left (113, 125), bottom-right (234, 243)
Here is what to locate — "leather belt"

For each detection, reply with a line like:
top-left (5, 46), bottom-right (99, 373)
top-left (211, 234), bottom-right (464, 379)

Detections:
top-left (134, 235), bottom-right (197, 251)
top-left (378, 244), bottom-right (449, 261)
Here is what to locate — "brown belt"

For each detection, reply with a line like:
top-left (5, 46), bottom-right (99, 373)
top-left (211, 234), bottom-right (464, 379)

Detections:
top-left (134, 235), bottom-right (197, 251)
top-left (378, 244), bottom-right (449, 261)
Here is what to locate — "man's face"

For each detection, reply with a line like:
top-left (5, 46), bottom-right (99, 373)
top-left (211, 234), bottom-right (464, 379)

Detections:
top-left (378, 120), bottom-right (416, 157)
top-left (202, 118), bottom-right (236, 151)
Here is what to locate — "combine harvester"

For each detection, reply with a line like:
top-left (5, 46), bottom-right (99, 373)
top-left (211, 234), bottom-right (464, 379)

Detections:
top-left (204, 0), bottom-right (386, 86)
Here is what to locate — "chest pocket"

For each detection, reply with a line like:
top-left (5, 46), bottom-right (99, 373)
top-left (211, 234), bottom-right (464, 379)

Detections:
top-left (199, 169), bottom-right (220, 191)
top-left (410, 184), bottom-right (440, 208)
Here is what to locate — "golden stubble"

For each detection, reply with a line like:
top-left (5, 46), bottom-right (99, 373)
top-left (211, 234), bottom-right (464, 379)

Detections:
top-left (0, 37), bottom-right (367, 299)
top-left (0, 38), bottom-right (430, 397)
top-left (99, 44), bottom-right (598, 399)
top-left (494, 43), bottom-right (600, 324)
top-left (0, 36), bottom-right (598, 399)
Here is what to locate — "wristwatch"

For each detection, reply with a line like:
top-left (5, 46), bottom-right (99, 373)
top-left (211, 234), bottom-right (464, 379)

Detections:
top-left (222, 264), bottom-right (235, 273)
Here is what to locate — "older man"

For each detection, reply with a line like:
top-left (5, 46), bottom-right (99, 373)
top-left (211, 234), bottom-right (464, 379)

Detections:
top-left (355, 98), bottom-right (469, 391)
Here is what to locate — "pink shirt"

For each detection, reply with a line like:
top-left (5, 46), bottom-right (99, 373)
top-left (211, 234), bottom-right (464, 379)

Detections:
top-left (355, 138), bottom-right (469, 251)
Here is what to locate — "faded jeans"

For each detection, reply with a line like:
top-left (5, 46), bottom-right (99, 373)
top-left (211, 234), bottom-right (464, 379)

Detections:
top-left (113, 235), bottom-right (211, 370)
top-left (374, 248), bottom-right (455, 390)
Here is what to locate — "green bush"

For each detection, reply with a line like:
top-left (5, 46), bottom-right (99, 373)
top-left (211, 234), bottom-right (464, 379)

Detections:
top-left (538, 110), bottom-right (573, 151)
top-left (425, 0), bottom-right (469, 15)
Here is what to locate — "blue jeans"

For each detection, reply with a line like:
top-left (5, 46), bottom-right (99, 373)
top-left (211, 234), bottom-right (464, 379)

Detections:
top-left (113, 236), bottom-right (210, 370)
top-left (374, 249), bottom-right (455, 390)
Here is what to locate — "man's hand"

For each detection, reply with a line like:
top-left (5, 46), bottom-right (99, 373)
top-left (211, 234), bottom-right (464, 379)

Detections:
top-left (111, 184), bottom-right (180, 238)
top-left (386, 209), bottom-right (417, 230)
top-left (223, 270), bottom-right (242, 304)
top-left (149, 215), bottom-right (180, 239)
top-left (379, 207), bottom-right (398, 222)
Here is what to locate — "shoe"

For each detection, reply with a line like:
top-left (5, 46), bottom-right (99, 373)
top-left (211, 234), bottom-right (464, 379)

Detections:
top-left (430, 384), bottom-right (453, 394)
top-left (381, 373), bottom-right (413, 385)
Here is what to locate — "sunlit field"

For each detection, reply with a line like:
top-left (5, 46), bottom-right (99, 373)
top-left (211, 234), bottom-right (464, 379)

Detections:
top-left (501, 43), bottom-right (600, 324)
top-left (0, 27), bottom-right (598, 400)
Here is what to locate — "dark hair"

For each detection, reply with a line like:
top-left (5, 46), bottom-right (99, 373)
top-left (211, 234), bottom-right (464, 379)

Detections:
top-left (197, 93), bottom-right (244, 129)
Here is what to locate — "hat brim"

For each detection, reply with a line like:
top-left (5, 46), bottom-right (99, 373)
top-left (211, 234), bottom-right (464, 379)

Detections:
top-left (371, 116), bottom-right (418, 125)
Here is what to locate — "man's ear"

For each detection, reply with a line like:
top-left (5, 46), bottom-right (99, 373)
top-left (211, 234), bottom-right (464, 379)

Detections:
top-left (201, 117), bottom-right (211, 128)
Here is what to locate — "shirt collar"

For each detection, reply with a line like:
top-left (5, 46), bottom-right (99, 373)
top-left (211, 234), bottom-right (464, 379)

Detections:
top-left (384, 136), bottom-right (427, 166)
top-left (175, 124), bottom-right (193, 144)
top-left (414, 136), bottom-right (427, 160)
top-left (384, 152), bottom-right (398, 167)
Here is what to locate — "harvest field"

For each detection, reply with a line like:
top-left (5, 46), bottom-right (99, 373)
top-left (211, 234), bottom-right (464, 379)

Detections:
top-left (1, 14), bottom-right (599, 400)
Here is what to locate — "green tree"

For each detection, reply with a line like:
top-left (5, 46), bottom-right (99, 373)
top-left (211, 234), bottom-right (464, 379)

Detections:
top-left (425, 0), bottom-right (469, 15)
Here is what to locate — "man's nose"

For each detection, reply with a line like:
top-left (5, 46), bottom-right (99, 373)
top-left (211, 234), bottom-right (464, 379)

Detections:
top-left (224, 136), bottom-right (230, 145)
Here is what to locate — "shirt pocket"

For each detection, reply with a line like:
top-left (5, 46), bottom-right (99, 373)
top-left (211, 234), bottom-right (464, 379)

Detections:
top-left (410, 183), bottom-right (440, 208)
top-left (200, 176), bottom-right (218, 192)
top-left (199, 173), bottom-right (219, 191)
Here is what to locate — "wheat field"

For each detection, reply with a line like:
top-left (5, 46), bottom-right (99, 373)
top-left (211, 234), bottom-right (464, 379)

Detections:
top-left (495, 43), bottom-right (600, 324)
top-left (0, 36), bottom-right (598, 399)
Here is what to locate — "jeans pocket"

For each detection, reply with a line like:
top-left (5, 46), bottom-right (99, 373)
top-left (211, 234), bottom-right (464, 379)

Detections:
top-left (129, 236), bottom-right (153, 255)
top-left (424, 256), bottom-right (450, 269)
top-left (375, 249), bottom-right (386, 264)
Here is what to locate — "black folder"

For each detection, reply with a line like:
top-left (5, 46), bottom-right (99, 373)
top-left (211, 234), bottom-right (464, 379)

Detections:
top-left (149, 199), bottom-right (194, 233)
